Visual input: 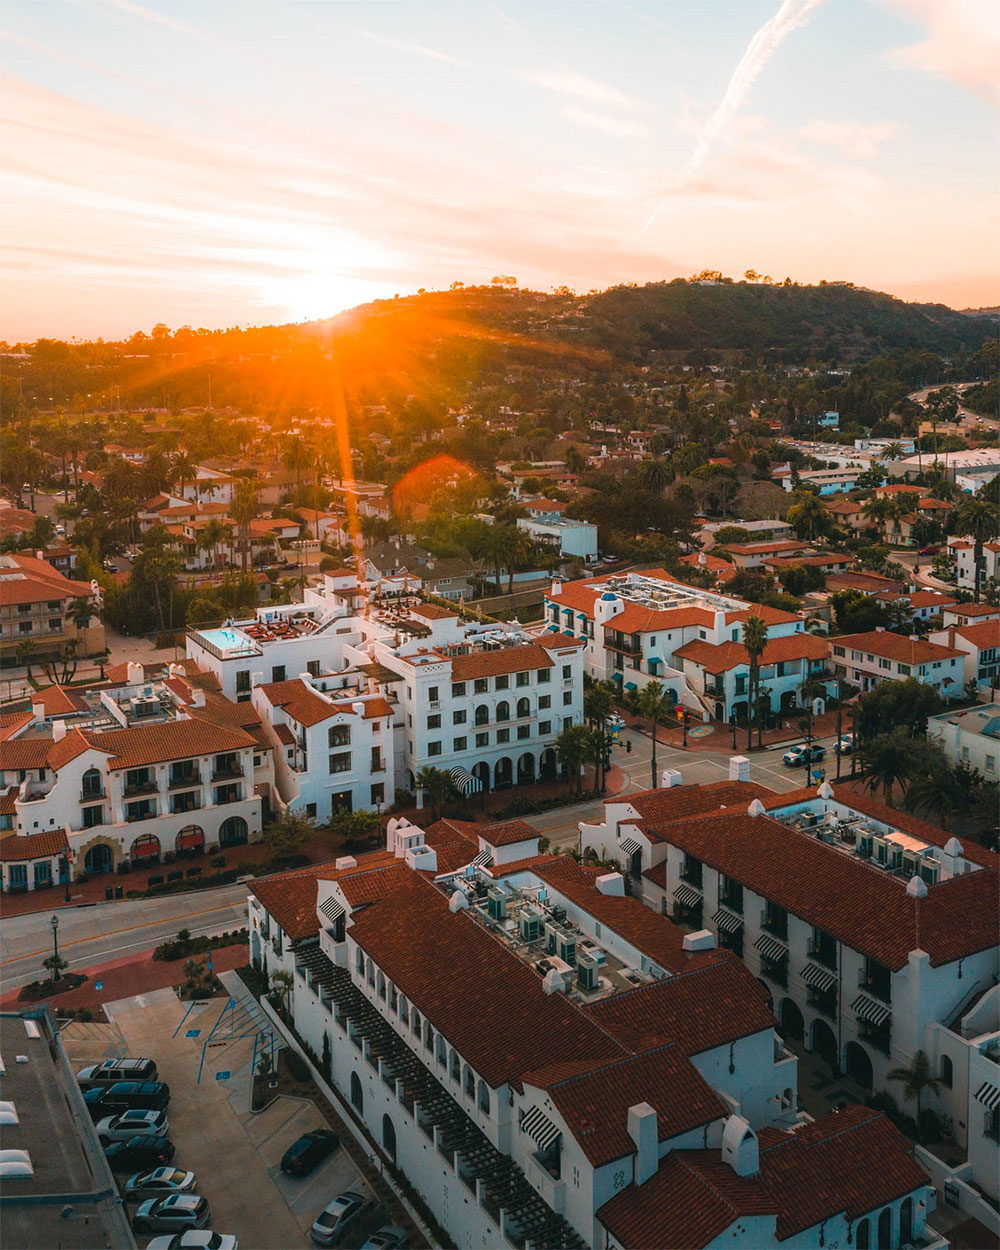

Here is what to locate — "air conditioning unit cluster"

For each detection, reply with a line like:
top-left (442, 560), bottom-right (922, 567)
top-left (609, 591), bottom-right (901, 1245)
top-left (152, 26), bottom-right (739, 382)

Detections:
top-left (519, 907), bottom-right (540, 942)
top-left (577, 949), bottom-right (605, 991)
top-left (487, 889), bottom-right (507, 922)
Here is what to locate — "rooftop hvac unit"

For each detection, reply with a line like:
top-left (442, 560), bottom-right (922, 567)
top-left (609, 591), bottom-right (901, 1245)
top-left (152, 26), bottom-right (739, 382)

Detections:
top-left (487, 889), bottom-right (507, 921)
top-left (920, 859), bottom-right (940, 886)
top-left (856, 833), bottom-right (873, 858)
top-left (800, 812), bottom-right (819, 829)
top-left (873, 836), bottom-right (889, 865)
top-left (889, 845), bottom-right (903, 870)
top-left (577, 952), bottom-right (601, 991)
top-left (132, 700), bottom-right (158, 718)
top-left (549, 904), bottom-right (567, 924)
top-left (520, 908), bottom-right (540, 942)
top-left (558, 934), bottom-right (577, 967)
top-left (902, 852), bottom-right (920, 875)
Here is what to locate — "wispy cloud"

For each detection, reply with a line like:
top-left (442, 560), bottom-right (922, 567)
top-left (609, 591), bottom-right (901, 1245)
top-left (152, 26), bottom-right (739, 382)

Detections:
top-left (798, 119), bottom-right (897, 159)
top-left (627, 0), bottom-right (825, 240)
top-left (358, 29), bottom-right (463, 66)
top-left (519, 68), bottom-right (641, 113)
top-left (885, 0), bottom-right (1000, 107)
top-left (561, 107), bottom-right (647, 138)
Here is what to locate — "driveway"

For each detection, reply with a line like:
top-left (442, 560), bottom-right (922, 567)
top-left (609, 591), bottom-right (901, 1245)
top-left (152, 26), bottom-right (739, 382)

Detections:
top-left (61, 988), bottom-right (370, 1249)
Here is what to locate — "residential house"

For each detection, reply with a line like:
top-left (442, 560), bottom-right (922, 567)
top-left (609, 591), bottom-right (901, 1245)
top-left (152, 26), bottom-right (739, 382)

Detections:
top-left (927, 703), bottom-right (999, 778)
top-left (928, 620), bottom-right (1000, 691)
top-left (829, 629), bottom-right (964, 695)
top-left (0, 554), bottom-right (103, 666)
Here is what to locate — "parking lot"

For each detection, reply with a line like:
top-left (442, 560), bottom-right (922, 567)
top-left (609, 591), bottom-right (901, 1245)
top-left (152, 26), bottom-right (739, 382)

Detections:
top-left (61, 987), bottom-right (381, 1249)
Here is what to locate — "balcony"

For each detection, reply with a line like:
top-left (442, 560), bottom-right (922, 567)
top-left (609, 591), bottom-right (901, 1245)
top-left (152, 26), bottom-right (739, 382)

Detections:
top-left (80, 787), bottom-right (106, 802)
top-left (761, 959), bottom-right (788, 989)
top-left (807, 987), bottom-right (838, 1018)
top-left (857, 970), bottom-right (891, 1005)
top-left (169, 771), bottom-right (201, 789)
top-left (807, 940), bottom-right (837, 970)
top-left (211, 763), bottom-right (243, 782)
top-left (719, 892), bottom-right (743, 914)
top-left (123, 779), bottom-right (157, 798)
top-left (760, 907), bottom-right (788, 941)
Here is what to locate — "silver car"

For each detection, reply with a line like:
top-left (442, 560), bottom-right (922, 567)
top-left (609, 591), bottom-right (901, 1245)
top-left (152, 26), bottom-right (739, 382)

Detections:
top-left (311, 1190), bottom-right (367, 1245)
top-left (361, 1226), bottom-right (409, 1250)
top-left (133, 1193), bottom-right (210, 1235)
top-left (122, 1167), bottom-right (197, 1201)
top-left (96, 1108), bottom-right (169, 1145)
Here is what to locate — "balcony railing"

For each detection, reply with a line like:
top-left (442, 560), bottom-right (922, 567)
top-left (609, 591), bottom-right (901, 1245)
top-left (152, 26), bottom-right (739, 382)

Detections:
top-left (857, 971), bottom-right (891, 1004)
top-left (211, 764), bottom-right (243, 781)
top-left (808, 941), bottom-right (837, 969)
top-left (719, 892), bottom-right (743, 913)
top-left (760, 907), bottom-right (788, 940)
top-left (80, 788), bottom-right (106, 802)
top-left (168, 772), bottom-right (201, 789)
top-left (123, 779), bottom-right (157, 797)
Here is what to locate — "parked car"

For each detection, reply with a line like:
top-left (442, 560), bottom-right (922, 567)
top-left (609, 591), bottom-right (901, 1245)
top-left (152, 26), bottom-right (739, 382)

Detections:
top-left (133, 1194), bottom-right (211, 1235)
top-left (310, 1191), bottom-right (367, 1245)
top-left (123, 1168), bottom-right (197, 1201)
top-left (145, 1235), bottom-right (237, 1250)
top-left (96, 1108), bottom-right (169, 1145)
top-left (104, 1135), bottom-right (175, 1173)
top-left (918, 545), bottom-right (940, 555)
top-left (78, 1058), bottom-right (158, 1089)
top-left (280, 1129), bottom-right (340, 1177)
top-left (782, 743), bottom-right (826, 767)
top-left (360, 1226), bottom-right (409, 1250)
top-left (834, 734), bottom-right (854, 755)
top-left (85, 1081), bottom-right (171, 1119)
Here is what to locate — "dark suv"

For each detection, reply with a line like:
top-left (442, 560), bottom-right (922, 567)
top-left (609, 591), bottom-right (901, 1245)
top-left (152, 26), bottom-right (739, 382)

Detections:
top-left (85, 1081), bottom-right (171, 1120)
top-left (77, 1058), bottom-right (158, 1089)
top-left (104, 1135), bottom-right (175, 1173)
top-left (280, 1129), bottom-right (340, 1176)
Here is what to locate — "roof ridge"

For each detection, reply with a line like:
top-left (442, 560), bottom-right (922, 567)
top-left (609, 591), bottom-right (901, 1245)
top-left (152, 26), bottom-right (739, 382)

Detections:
top-left (547, 1038), bottom-right (679, 1088)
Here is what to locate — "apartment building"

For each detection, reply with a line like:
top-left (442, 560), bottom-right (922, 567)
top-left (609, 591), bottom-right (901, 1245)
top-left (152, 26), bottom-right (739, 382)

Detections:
top-left (927, 704), bottom-right (999, 778)
top-left (580, 776), bottom-right (999, 1204)
top-left (829, 629), bottom-right (964, 694)
top-left (0, 670), bottom-right (270, 891)
top-left (949, 539), bottom-right (1000, 594)
top-left (929, 620), bottom-right (1000, 691)
top-left (0, 553), bottom-right (104, 666)
top-left (247, 816), bottom-right (940, 1250)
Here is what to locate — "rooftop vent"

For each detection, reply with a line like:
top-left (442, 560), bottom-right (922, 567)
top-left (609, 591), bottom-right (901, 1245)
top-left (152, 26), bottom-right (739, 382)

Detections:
top-left (0, 1149), bottom-right (33, 1178)
top-left (0, 1101), bottom-right (18, 1125)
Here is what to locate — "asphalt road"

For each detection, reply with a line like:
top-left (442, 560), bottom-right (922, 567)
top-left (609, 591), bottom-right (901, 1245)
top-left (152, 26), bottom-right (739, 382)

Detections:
top-left (0, 728), bottom-right (848, 990)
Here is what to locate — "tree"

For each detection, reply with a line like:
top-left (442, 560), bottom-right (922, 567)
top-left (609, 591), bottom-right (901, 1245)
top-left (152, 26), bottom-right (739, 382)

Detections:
top-left (415, 766), bottom-right (456, 821)
top-left (861, 496), bottom-right (894, 541)
top-left (43, 952), bottom-right (69, 981)
top-left (888, 1050), bottom-right (941, 1126)
top-left (231, 478), bottom-right (260, 573)
top-left (859, 729), bottom-right (915, 803)
top-left (786, 493), bottom-right (833, 542)
top-left (742, 615), bottom-right (769, 750)
top-left (172, 450), bottom-right (196, 498)
top-left (264, 809), bottom-right (314, 860)
top-left (270, 968), bottom-right (295, 1016)
top-left (16, 638), bottom-right (36, 679)
top-left (638, 680), bottom-right (673, 790)
top-left (830, 589), bottom-right (888, 635)
top-left (636, 457), bottom-right (672, 494)
top-left (951, 496), bottom-right (1000, 602)
top-left (198, 518), bottom-right (231, 572)
top-left (555, 723), bottom-right (591, 795)
top-left (853, 677), bottom-right (944, 742)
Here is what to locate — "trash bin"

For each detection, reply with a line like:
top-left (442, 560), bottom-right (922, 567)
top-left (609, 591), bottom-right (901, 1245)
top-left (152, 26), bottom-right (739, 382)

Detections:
top-left (115, 885), bottom-right (123, 899)
top-left (105, 886), bottom-right (114, 900)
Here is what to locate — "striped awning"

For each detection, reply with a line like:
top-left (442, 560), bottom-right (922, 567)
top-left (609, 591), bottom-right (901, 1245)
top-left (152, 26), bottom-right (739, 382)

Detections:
top-left (713, 907), bottom-right (744, 934)
top-left (450, 765), bottom-right (483, 796)
top-left (801, 961), bottom-right (837, 992)
top-left (521, 1105), bottom-right (561, 1151)
top-left (851, 993), bottom-right (891, 1027)
top-left (673, 882), bottom-right (703, 909)
top-left (974, 1081), bottom-right (1000, 1111)
top-left (619, 836), bottom-right (643, 857)
top-left (754, 933), bottom-right (789, 964)
top-left (319, 896), bottom-right (345, 924)
top-left (471, 849), bottom-right (492, 868)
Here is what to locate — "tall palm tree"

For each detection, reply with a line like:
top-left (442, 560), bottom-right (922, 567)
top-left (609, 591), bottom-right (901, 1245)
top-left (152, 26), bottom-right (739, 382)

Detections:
top-left (16, 638), bottom-right (36, 680)
top-left (636, 457), bottom-right (672, 494)
top-left (951, 496), bottom-right (1000, 602)
top-left (786, 492), bottom-right (830, 542)
top-left (859, 730), bottom-right (915, 803)
top-left (638, 680), bottom-right (673, 790)
top-left (861, 495), bottom-right (894, 541)
top-left (198, 518), bottom-right (231, 572)
top-left (415, 766), bottom-right (456, 822)
top-left (556, 723), bottom-right (591, 795)
top-left (741, 615), bottom-right (769, 751)
top-left (282, 436), bottom-right (310, 496)
top-left (172, 450), bottom-right (196, 499)
top-left (230, 479), bottom-right (260, 573)
top-left (888, 1050), bottom-right (941, 1128)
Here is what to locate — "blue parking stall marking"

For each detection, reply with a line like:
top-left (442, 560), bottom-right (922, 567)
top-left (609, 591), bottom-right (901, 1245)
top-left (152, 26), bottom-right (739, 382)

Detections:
top-left (94, 981), bottom-right (103, 991)
top-left (185, 1029), bottom-right (201, 1038)
top-left (215, 1070), bottom-right (231, 1081)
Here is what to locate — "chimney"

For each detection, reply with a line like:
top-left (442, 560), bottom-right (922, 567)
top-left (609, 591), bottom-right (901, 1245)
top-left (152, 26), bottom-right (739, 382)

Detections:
top-left (542, 967), bottom-right (565, 995)
top-left (627, 1103), bottom-right (658, 1186)
top-left (721, 1116), bottom-right (759, 1177)
top-left (729, 755), bottom-right (750, 782)
top-left (875, 626), bottom-right (885, 633)
top-left (595, 872), bottom-right (625, 896)
top-left (550, 580), bottom-right (563, 597)
top-left (682, 930), bottom-right (716, 952)
top-left (661, 769), bottom-right (682, 788)
top-left (126, 661), bottom-right (144, 685)
top-left (747, 798), bottom-right (765, 816)
top-left (190, 688), bottom-right (206, 708)
top-left (31, 701), bottom-right (45, 725)
top-left (53, 720), bottom-right (67, 742)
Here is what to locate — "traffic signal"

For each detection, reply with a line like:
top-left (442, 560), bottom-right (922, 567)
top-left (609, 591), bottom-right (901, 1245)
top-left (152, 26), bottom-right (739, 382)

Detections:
top-left (626, 739), bottom-right (632, 753)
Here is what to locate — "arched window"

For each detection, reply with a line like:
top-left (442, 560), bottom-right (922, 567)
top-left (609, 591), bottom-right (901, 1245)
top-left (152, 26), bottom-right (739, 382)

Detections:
top-left (82, 768), bottom-right (103, 798)
top-left (516, 697), bottom-right (530, 719)
top-left (350, 1071), bottom-right (363, 1113)
top-left (436, 1035), bottom-right (447, 1067)
top-left (367, 960), bottom-right (376, 987)
top-left (377, 972), bottom-right (386, 1000)
top-left (475, 704), bottom-right (489, 726)
top-left (219, 815), bottom-right (248, 846)
top-left (941, 1055), bottom-right (953, 1087)
top-left (382, 1114), bottom-right (396, 1161)
top-left (450, 1050), bottom-right (461, 1082)
top-left (496, 700), bottom-right (510, 722)
top-left (424, 1021), bottom-right (434, 1050)
top-left (855, 1218), bottom-right (870, 1250)
top-left (399, 994), bottom-right (408, 1018)
top-left (411, 1008), bottom-right (421, 1036)
top-left (356, 948), bottom-right (365, 978)
top-left (389, 985), bottom-right (398, 1013)
top-left (877, 1207), bottom-right (892, 1248)
top-left (478, 1080), bottom-right (490, 1115)
top-left (900, 1198), bottom-right (913, 1246)
top-left (464, 1065), bottom-right (475, 1099)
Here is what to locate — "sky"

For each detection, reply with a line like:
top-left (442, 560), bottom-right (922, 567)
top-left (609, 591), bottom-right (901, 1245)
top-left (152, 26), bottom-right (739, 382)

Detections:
top-left (2, 0), bottom-right (998, 341)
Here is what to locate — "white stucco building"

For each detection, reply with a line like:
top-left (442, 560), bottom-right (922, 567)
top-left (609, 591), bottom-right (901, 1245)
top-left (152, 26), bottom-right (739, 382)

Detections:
top-left (927, 703), bottom-right (1000, 778)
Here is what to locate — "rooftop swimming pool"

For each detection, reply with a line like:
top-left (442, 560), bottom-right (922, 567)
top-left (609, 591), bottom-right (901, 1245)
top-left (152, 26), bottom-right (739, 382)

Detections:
top-left (196, 626), bottom-right (258, 655)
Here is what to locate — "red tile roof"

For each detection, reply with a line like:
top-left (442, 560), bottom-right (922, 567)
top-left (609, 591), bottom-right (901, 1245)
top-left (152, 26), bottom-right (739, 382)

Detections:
top-left (412, 604), bottom-right (458, 620)
top-left (47, 728), bottom-right (101, 770)
top-left (0, 737), bottom-right (53, 771)
top-left (249, 852), bottom-right (399, 940)
top-left (0, 711), bottom-right (33, 742)
top-left (640, 810), bottom-right (999, 969)
top-left (618, 781), bottom-right (775, 838)
top-left (448, 645), bottom-right (555, 682)
top-left (584, 956), bottom-right (775, 1056)
top-left (0, 828), bottom-right (69, 861)
top-left (79, 720), bottom-right (257, 770)
top-left (597, 1106), bottom-right (928, 1249)
top-left (945, 602), bottom-right (1000, 620)
top-left (832, 630), bottom-right (962, 664)
top-left (722, 540), bottom-right (808, 556)
top-left (338, 861), bottom-right (413, 906)
top-left (951, 620), bottom-right (1000, 648)
top-left (675, 633), bottom-right (828, 674)
top-left (258, 679), bottom-right (340, 727)
top-left (0, 785), bottom-right (18, 814)
top-left (36, 685), bottom-right (88, 717)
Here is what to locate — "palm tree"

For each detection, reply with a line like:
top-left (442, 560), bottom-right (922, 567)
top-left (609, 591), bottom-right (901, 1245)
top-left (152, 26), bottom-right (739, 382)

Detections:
top-left (16, 638), bottom-right (36, 680)
top-left (786, 492), bottom-right (831, 542)
top-left (951, 496), bottom-right (1000, 602)
top-left (556, 723), bottom-right (591, 795)
top-left (282, 436), bottom-right (310, 496)
top-left (638, 680), bottom-right (673, 790)
top-left (415, 766), bottom-right (457, 821)
top-left (741, 615), bottom-right (769, 750)
top-left (172, 450), bottom-right (196, 499)
top-left (231, 479), bottom-right (260, 573)
top-left (859, 730), bottom-right (915, 803)
top-left (888, 1050), bottom-right (941, 1128)
top-left (861, 495), bottom-right (894, 541)
top-left (636, 457), bottom-right (672, 494)
top-left (198, 519), bottom-right (231, 572)
top-left (482, 524), bottom-right (517, 594)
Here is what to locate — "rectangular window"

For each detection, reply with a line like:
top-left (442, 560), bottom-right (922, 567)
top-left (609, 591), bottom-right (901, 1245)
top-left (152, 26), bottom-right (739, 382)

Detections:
top-left (214, 784), bottom-right (240, 805)
top-left (329, 725), bottom-right (351, 747)
top-left (537, 670), bottom-right (550, 684)
top-left (517, 725), bottom-right (530, 740)
top-left (428, 740), bottom-right (442, 756)
top-left (539, 721), bottom-right (551, 735)
top-left (538, 695), bottom-right (551, 709)
top-left (171, 792), bottom-right (199, 814)
top-left (451, 681), bottom-right (466, 698)
top-left (427, 714), bottom-right (441, 729)
top-left (563, 717), bottom-right (573, 730)
top-left (371, 783), bottom-right (385, 807)
top-left (236, 670), bottom-right (250, 693)
top-left (986, 756), bottom-right (995, 773)
top-left (563, 690), bottom-right (572, 705)
top-left (18, 621), bottom-right (32, 634)
top-left (833, 645), bottom-right (846, 657)
top-left (271, 665), bottom-right (286, 683)
top-left (49, 618), bottom-right (61, 631)
top-left (495, 675), bottom-right (509, 690)
top-left (516, 671), bottom-right (530, 687)
top-left (475, 732), bottom-right (488, 748)
top-left (453, 736), bottom-right (467, 752)
top-left (474, 678), bottom-right (488, 694)
top-left (452, 709), bottom-right (467, 725)
top-left (562, 665), bottom-right (571, 680)
top-left (496, 728), bottom-right (510, 744)
top-left (371, 747), bottom-right (384, 772)
top-left (897, 663), bottom-right (911, 676)
top-left (329, 752), bottom-right (352, 774)
top-left (306, 803), bottom-right (317, 819)
top-left (307, 660), bottom-right (320, 677)
top-left (428, 686), bottom-right (439, 702)
top-left (82, 805), bottom-right (104, 828)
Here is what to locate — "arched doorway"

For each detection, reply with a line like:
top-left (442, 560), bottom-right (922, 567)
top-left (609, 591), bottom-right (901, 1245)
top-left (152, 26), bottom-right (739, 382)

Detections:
top-left (845, 1041), bottom-right (874, 1090)
top-left (517, 753), bottom-right (535, 785)
top-left (780, 690), bottom-right (797, 713)
top-left (175, 825), bottom-right (204, 856)
top-left (778, 998), bottom-right (805, 1044)
top-left (494, 757), bottom-right (512, 789)
top-left (810, 1018), bottom-right (838, 1070)
top-left (219, 816), bottom-right (248, 847)
top-left (732, 701), bottom-right (748, 724)
top-left (130, 833), bottom-right (161, 863)
top-left (350, 1071), bottom-right (363, 1114)
top-left (472, 761), bottom-right (490, 793)
top-left (382, 1114), bottom-right (396, 1161)
top-left (855, 1218), bottom-right (870, 1250)
top-left (876, 1207), bottom-right (892, 1248)
top-left (899, 1198), bottom-right (913, 1246)
top-left (84, 843), bottom-right (113, 875)
top-left (539, 748), bottom-right (557, 780)
top-left (516, 697), bottom-right (530, 719)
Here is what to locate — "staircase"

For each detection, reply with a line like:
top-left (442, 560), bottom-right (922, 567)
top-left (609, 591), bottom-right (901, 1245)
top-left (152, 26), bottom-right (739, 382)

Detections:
top-left (294, 944), bottom-right (586, 1250)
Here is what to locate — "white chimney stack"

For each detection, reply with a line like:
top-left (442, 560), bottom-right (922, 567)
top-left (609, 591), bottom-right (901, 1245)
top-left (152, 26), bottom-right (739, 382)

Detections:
top-left (721, 1116), bottom-right (759, 1178)
top-left (52, 720), bottom-right (67, 742)
top-left (126, 661), bottom-right (144, 685)
top-left (682, 930), bottom-right (716, 952)
top-left (595, 872), bottom-right (625, 896)
top-left (628, 1103), bottom-right (658, 1186)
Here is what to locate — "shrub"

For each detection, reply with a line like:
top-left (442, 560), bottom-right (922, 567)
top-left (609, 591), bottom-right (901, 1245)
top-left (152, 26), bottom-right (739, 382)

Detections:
top-left (209, 854), bottom-right (227, 869)
top-left (284, 1049), bottom-right (310, 1083)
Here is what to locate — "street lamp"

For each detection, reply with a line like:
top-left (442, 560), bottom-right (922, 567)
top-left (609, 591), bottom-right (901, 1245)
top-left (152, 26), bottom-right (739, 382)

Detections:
top-left (49, 914), bottom-right (61, 981)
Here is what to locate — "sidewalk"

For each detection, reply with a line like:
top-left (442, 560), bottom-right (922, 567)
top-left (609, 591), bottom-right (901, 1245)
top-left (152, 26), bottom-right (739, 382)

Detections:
top-left (3, 941), bottom-right (249, 1013)
top-left (623, 708), bottom-right (845, 755)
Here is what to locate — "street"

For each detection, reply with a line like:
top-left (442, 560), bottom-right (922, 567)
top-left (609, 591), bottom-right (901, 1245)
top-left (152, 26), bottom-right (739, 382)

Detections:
top-left (0, 728), bottom-right (846, 991)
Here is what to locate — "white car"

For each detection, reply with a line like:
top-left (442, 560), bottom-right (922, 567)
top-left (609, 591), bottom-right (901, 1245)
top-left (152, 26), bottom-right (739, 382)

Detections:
top-left (96, 1108), bottom-right (169, 1145)
top-left (311, 1190), bottom-right (367, 1244)
top-left (145, 1234), bottom-right (237, 1250)
top-left (122, 1167), bottom-right (197, 1201)
top-left (834, 734), bottom-right (854, 755)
